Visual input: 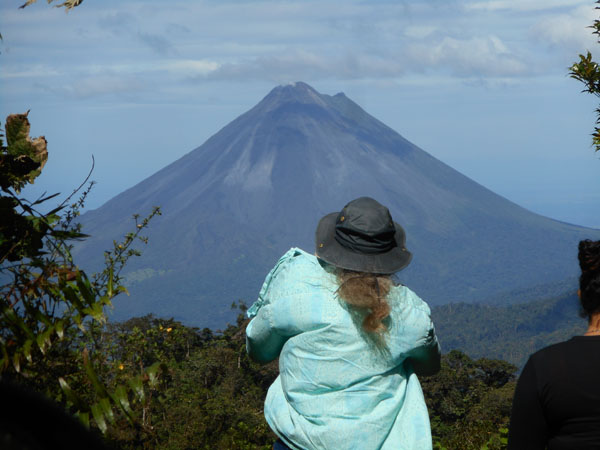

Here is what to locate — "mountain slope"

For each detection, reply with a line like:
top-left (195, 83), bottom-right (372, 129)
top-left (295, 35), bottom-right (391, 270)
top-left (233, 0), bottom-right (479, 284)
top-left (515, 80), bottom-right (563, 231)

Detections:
top-left (432, 292), bottom-right (587, 369)
top-left (76, 82), bottom-right (600, 328)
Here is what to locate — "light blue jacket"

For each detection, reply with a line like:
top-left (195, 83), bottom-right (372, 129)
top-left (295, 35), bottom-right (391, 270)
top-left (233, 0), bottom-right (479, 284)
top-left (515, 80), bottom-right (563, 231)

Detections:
top-left (246, 248), bottom-right (440, 450)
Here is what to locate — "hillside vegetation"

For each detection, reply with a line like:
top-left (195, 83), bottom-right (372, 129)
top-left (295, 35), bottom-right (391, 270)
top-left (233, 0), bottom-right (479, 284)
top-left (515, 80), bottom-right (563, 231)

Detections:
top-left (2, 310), bottom-right (518, 449)
top-left (432, 292), bottom-right (587, 368)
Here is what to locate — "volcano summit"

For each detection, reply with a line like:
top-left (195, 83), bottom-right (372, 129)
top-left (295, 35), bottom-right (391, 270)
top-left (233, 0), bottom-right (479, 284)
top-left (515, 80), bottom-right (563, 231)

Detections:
top-left (76, 82), bottom-right (600, 328)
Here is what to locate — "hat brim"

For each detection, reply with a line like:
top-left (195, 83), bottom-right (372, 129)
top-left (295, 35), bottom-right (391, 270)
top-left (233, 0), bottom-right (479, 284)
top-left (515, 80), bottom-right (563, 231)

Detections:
top-left (315, 212), bottom-right (412, 274)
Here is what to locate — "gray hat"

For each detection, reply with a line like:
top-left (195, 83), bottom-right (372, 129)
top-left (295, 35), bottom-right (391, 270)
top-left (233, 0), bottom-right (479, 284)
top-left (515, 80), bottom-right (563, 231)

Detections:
top-left (315, 197), bottom-right (412, 274)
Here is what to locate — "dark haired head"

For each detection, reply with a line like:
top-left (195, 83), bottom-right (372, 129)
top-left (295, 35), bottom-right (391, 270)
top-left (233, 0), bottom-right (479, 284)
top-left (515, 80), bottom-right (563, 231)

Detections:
top-left (578, 239), bottom-right (600, 318)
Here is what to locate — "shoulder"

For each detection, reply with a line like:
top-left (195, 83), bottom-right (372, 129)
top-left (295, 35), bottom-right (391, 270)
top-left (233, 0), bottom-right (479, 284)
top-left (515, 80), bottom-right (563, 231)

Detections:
top-left (267, 247), bottom-right (322, 280)
top-left (273, 247), bottom-right (317, 268)
top-left (391, 285), bottom-right (432, 316)
top-left (529, 336), bottom-right (600, 363)
top-left (387, 285), bottom-right (435, 339)
top-left (530, 339), bottom-right (574, 360)
top-left (525, 338), bottom-right (582, 374)
top-left (258, 247), bottom-right (333, 299)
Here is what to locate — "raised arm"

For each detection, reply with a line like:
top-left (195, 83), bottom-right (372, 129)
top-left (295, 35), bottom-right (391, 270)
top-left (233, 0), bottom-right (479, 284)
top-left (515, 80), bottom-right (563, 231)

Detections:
top-left (245, 248), bottom-right (305, 363)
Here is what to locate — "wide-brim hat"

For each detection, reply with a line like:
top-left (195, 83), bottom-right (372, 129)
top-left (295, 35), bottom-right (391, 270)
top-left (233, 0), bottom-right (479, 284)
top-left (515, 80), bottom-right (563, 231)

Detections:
top-left (315, 197), bottom-right (412, 274)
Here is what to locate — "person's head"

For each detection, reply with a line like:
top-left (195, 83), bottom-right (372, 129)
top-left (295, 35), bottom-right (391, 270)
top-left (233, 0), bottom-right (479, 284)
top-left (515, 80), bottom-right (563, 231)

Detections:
top-left (315, 197), bottom-right (411, 274)
top-left (578, 239), bottom-right (600, 319)
top-left (315, 197), bottom-right (411, 335)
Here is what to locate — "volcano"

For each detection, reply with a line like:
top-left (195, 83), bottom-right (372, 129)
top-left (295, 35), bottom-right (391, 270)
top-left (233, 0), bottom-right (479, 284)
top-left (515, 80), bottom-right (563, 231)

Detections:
top-left (76, 82), bottom-right (600, 328)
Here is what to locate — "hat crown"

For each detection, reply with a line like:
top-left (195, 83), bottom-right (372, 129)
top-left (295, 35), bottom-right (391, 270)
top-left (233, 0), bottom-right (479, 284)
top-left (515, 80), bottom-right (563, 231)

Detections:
top-left (334, 197), bottom-right (397, 255)
top-left (338, 197), bottom-right (395, 237)
top-left (314, 196), bottom-right (412, 274)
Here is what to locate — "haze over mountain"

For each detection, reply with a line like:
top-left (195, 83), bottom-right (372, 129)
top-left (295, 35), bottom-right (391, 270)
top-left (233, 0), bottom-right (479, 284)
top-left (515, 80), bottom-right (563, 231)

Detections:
top-left (76, 82), bottom-right (600, 328)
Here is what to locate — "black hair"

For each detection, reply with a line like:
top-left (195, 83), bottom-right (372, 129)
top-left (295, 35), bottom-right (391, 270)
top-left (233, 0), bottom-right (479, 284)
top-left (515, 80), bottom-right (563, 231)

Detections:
top-left (578, 239), bottom-right (600, 318)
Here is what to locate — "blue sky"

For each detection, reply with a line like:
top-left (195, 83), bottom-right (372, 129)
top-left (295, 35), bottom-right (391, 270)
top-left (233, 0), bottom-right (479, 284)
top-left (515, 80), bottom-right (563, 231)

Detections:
top-left (1, 0), bottom-right (599, 227)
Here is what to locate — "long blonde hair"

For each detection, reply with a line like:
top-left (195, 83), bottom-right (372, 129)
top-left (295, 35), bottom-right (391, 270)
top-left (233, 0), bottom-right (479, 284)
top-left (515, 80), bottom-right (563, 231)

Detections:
top-left (336, 270), bottom-right (393, 335)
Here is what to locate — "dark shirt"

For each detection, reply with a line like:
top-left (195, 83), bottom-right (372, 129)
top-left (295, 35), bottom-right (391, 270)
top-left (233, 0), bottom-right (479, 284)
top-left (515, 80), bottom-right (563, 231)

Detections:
top-left (508, 336), bottom-right (600, 450)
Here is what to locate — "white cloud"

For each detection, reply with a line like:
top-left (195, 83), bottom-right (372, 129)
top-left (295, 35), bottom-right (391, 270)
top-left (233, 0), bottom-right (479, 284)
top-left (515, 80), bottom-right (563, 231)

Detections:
top-left (531, 4), bottom-right (597, 52)
top-left (405, 35), bottom-right (528, 77)
top-left (465, 0), bottom-right (589, 13)
top-left (0, 64), bottom-right (62, 79)
top-left (164, 59), bottom-right (221, 76)
top-left (187, 49), bottom-right (407, 82)
top-left (0, 0), bottom-right (592, 100)
top-left (178, 34), bottom-right (527, 83)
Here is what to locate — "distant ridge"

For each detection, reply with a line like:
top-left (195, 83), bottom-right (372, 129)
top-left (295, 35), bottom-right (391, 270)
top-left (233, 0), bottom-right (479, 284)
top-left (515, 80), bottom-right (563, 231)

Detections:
top-left (75, 82), bottom-right (600, 328)
top-left (432, 292), bottom-right (586, 368)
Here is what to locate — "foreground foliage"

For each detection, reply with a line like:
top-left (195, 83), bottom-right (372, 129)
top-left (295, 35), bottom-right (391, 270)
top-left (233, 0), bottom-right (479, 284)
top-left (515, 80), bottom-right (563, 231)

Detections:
top-left (422, 351), bottom-right (516, 450)
top-left (19, 0), bottom-right (83, 11)
top-left (570, 0), bottom-right (600, 153)
top-left (1, 112), bottom-right (161, 442)
top-left (58, 311), bottom-right (514, 450)
top-left (71, 311), bottom-right (278, 449)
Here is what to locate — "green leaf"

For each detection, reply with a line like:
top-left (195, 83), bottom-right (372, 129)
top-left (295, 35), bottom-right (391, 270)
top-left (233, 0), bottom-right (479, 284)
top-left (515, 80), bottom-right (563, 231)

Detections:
top-left (45, 204), bottom-right (67, 216)
top-left (90, 403), bottom-right (107, 434)
top-left (12, 352), bottom-right (20, 373)
top-left (55, 320), bottom-right (64, 339)
top-left (98, 397), bottom-right (115, 424)
top-left (51, 230), bottom-right (88, 240)
top-left (62, 285), bottom-right (85, 311)
top-left (73, 313), bottom-right (85, 332)
top-left (31, 192), bottom-right (60, 206)
top-left (32, 307), bottom-right (52, 327)
top-left (6, 112), bottom-right (31, 149)
top-left (35, 326), bottom-right (53, 354)
top-left (59, 377), bottom-right (83, 410)
top-left (82, 301), bottom-right (105, 323)
top-left (111, 384), bottom-right (133, 418)
top-left (83, 350), bottom-right (107, 397)
top-left (4, 112), bottom-right (48, 188)
top-left (98, 295), bottom-right (112, 307)
top-left (75, 274), bottom-right (95, 306)
top-left (117, 285), bottom-right (129, 296)
top-left (107, 266), bottom-right (114, 298)
top-left (23, 339), bottom-right (33, 363)
top-left (128, 377), bottom-right (144, 402)
top-left (2, 307), bottom-right (36, 340)
top-left (35, 332), bottom-right (46, 355)
top-left (146, 362), bottom-right (161, 387)
top-left (75, 411), bottom-right (90, 429)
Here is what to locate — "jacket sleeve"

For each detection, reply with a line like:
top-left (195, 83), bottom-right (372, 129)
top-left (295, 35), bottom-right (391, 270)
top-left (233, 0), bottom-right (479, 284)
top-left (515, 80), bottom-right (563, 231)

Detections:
top-left (245, 248), bottom-right (302, 363)
top-left (245, 303), bottom-right (288, 363)
top-left (406, 319), bottom-right (441, 376)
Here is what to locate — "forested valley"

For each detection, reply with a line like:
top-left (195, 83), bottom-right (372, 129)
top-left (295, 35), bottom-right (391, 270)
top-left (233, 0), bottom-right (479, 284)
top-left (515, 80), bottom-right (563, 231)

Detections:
top-left (2, 309), bottom-right (518, 450)
top-left (432, 292), bottom-right (586, 368)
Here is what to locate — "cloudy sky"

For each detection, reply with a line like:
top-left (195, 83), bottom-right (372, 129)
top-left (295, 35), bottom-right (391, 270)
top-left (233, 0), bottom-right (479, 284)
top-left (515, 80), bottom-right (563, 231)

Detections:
top-left (1, 0), bottom-right (599, 227)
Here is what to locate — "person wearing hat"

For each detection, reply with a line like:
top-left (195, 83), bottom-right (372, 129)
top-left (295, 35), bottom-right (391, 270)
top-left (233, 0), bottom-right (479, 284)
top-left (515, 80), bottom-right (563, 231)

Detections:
top-left (246, 197), bottom-right (441, 450)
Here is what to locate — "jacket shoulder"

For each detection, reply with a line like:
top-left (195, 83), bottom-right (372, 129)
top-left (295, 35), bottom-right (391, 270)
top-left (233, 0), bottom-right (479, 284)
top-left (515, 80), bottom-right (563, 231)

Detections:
top-left (393, 285), bottom-right (432, 315)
